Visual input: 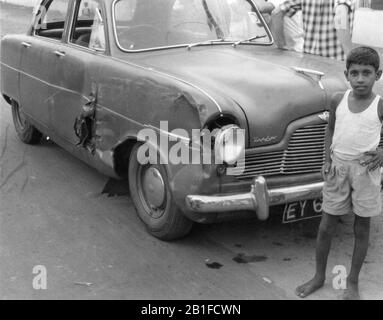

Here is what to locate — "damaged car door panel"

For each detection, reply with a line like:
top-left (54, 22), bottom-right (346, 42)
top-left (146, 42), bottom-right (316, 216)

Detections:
top-left (74, 93), bottom-right (97, 153)
top-left (2, 0), bottom-right (383, 240)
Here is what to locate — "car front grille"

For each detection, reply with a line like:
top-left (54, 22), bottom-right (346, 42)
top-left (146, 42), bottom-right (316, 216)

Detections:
top-left (233, 123), bottom-right (327, 180)
top-left (232, 123), bottom-right (383, 181)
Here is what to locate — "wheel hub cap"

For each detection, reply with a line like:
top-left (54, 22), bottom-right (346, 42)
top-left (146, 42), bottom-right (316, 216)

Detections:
top-left (142, 167), bottom-right (166, 209)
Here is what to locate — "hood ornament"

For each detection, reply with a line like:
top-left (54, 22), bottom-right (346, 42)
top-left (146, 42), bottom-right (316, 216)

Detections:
top-left (292, 67), bottom-right (325, 90)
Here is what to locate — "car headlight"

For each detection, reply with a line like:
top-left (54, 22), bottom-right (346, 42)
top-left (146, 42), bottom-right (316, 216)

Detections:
top-left (214, 125), bottom-right (245, 165)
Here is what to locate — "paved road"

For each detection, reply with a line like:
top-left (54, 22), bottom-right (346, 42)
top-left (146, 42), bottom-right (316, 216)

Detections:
top-left (1, 3), bottom-right (382, 300)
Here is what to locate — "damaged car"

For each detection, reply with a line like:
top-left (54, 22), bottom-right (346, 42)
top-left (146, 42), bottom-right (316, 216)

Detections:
top-left (2, 0), bottom-right (382, 240)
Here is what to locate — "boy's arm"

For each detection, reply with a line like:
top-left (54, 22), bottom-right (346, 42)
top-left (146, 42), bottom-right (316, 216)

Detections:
top-left (364, 98), bottom-right (383, 170)
top-left (324, 92), bottom-right (343, 170)
top-left (378, 97), bottom-right (383, 123)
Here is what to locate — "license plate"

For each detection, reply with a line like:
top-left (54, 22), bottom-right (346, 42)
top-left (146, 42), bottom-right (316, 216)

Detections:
top-left (282, 199), bottom-right (323, 223)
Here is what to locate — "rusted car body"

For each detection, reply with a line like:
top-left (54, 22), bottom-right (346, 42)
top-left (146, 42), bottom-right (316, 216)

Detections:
top-left (2, 0), bottom-right (382, 240)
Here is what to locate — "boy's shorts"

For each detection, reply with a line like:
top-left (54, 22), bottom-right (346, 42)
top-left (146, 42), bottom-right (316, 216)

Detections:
top-left (322, 153), bottom-right (382, 218)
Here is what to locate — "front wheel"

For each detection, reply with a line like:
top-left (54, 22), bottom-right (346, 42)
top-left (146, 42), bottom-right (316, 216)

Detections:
top-left (128, 143), bottom-right (193, 240)
top-left (11, 100), bottom-right (42, 144)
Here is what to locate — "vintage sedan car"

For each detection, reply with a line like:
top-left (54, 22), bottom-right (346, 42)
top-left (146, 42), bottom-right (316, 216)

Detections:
top-left (2, 0), bottom-right (382, 240)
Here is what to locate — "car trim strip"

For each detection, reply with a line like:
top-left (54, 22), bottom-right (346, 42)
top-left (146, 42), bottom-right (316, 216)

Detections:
top-left (110, 57), bottom-right (223, 114)
top-left (2, 55), bottom-right (223, 115)
top-left (0, 61), bottom-right (91, 102)
top-left (96, 105), bottom-right (192, 143)
top-left (1, 61), bottom-right (195, 143)
top-left (145, 125), bottom-right (191, 143)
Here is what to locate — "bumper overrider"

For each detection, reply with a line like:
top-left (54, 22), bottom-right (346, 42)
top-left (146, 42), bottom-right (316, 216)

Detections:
top-left (185, 176), bottom-right (324, 221)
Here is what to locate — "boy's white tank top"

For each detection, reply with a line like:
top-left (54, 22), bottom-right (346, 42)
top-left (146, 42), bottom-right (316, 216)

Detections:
top-left (331, 90), bottom-right (382, 160)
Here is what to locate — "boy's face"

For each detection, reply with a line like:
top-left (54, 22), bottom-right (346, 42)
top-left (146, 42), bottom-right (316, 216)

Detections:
top-left (345, 63), bottom-right (382, 97)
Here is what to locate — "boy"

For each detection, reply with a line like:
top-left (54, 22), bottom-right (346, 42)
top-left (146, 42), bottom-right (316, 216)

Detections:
top-left (296, 46), bottom-right (383, 300)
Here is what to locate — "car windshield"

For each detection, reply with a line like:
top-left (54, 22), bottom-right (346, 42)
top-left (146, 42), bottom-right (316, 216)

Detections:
top-left (113, 0), bottom-right (271, 51)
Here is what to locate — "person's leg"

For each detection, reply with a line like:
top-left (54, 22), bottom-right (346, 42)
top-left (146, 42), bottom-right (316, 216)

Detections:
top-left (296, 212), bottom-right (340, 298)
top-left (343, 215), bottom-right (371, 300)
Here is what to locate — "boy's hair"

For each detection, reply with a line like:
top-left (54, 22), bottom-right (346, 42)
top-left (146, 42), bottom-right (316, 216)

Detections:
top-left (346, 46), bottom-right (380, 71)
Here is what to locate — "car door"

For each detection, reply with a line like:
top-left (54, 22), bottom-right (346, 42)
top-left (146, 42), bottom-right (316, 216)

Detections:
top-left (51, 0), bottom-right (107, 146)
top-left (19, 0), bottom-right (71, 128)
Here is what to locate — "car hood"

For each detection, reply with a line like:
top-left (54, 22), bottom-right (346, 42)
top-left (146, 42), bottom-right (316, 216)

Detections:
top-left (123, 45), bottom-right (350, 147)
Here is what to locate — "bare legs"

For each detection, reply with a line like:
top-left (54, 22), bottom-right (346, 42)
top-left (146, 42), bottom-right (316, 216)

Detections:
top-left (296, 213), bottom-right (371, 299)
top-left (343, 215), bottom-right (371, 300)
top-left (295, 212), bottom-right (339, 298)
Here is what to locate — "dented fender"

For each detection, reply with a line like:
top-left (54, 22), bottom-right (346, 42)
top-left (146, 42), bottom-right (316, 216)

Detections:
top-left (87, 60), bottom-right (230, 177)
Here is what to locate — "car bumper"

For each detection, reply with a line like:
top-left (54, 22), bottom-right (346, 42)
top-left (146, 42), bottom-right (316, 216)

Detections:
top-left (185, 176), bottom-right (324, 221)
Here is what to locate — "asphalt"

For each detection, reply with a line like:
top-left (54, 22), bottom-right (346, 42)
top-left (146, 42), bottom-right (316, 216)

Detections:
top-left (0, 2), bottom-right (382, 300)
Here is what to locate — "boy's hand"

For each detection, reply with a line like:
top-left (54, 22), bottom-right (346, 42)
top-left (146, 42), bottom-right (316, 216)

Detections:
top-left (322, 161), bottom-right (332, 178)
top-left (362, 148), bottom-right (383, 171)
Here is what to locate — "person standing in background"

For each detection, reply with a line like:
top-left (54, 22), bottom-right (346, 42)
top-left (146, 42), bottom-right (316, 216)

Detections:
top-left (267, 0), bottom-right (304, 52)
top-left (357, 0), bottom-right (371, 8)
top-left (81, 2), bottom-right (92, 19)
top-left (272, 0), bottom-right (356, 60)
top-left (254, 0), bottom-right (274, 24)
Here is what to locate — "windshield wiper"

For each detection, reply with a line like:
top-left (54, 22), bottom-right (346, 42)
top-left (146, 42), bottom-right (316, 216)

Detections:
top-left (232, 35), bottom-right (267, 48)
top-left (187, 38), bottom-right (227, 50)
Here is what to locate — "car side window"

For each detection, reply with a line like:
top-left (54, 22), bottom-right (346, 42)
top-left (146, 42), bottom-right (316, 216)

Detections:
top-left (70, 0), bottom-right (106, 51)
top-left (33, 0), bottom-right (70, 40)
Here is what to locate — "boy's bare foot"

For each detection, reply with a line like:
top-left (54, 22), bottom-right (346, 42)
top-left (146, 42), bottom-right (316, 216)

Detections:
top-left (295, 276), bottom-right (325, 298)
top-left (343, 279), bottom-right (360, 300)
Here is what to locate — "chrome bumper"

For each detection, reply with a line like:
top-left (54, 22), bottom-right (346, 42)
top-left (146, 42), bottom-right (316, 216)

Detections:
top-left (185, 177), bottom-right (324, 221)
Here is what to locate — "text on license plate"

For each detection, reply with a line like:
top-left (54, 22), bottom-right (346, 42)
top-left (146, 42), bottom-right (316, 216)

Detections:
top-left (282, 199), bottom-right (323, 224)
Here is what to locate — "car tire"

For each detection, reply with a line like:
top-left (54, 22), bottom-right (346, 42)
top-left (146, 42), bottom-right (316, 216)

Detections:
top-left (128, 143), bottom-right (193, 241)
top-left (11, 100), bottom-right (42, 144)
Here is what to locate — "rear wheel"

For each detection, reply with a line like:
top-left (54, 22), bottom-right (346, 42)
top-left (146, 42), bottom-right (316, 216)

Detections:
top-left (11, 100), bottom-right (42, 144)
top-left (128, 143), bottom-right (193, 240)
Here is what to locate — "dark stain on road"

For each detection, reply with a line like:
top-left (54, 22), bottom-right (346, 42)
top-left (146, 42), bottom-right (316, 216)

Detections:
top-left (205, 261), bottom-right (223, 269)
top-left (233, 253), bottom-right (268, 264)
top-left (272, 241), bottom-right (283, 246)
top-left (102, 178), bottom-right (130, 197)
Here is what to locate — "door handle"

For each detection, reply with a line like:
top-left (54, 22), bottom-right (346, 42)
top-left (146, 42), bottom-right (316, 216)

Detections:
top-left (53, 50), bottom-right (66, 57)
top-left (21, 42), bottom-right (31, 48)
